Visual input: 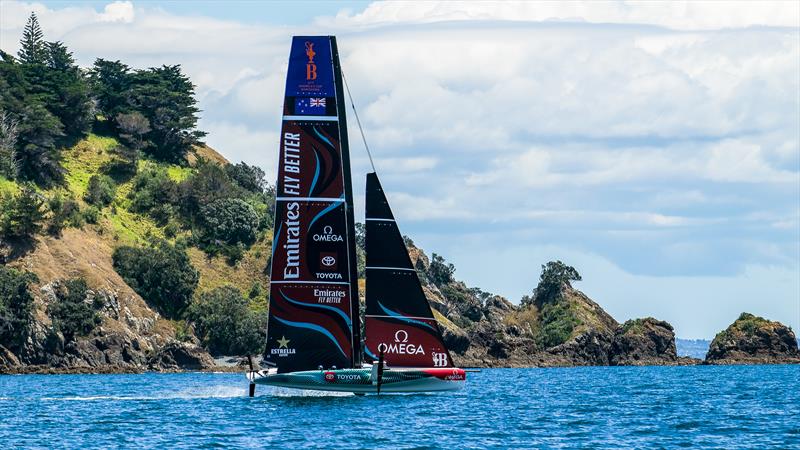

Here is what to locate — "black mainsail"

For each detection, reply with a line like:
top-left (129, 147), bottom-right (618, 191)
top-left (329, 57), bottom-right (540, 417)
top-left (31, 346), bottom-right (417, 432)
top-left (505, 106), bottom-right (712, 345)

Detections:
top-left (364, 173), bottom-right (454, 368)
top-left (265, 36), bottom-right (360, 373)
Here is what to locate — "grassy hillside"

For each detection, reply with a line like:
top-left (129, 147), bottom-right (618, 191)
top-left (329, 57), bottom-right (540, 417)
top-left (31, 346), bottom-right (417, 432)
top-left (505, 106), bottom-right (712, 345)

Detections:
top-left (3, 132), bottom-right (272, 312)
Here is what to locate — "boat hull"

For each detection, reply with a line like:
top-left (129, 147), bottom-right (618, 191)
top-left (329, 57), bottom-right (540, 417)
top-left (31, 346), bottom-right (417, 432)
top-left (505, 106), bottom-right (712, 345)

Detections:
top-left (249, 367), bottom-right (466, 393)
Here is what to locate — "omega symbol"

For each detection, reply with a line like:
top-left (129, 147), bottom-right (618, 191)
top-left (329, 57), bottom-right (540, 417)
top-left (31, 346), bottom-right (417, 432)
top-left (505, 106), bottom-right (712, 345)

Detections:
top-left (394, 329), bottom-right (409, 343)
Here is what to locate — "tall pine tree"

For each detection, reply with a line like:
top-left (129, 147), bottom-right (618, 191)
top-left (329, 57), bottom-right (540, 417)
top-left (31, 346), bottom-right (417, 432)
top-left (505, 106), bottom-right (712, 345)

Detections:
top-left (44, 41), bottom-right (92, 136)
top-left (17, 13), bottom-right (46, 65)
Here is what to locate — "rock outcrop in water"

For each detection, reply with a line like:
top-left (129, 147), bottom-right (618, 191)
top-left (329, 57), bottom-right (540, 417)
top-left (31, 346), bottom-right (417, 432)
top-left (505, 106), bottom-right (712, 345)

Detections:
top-left (406, 248), bottom-right (683, 368)
top-left (706, 313), bottom-right (799, 364)
top-left (609, 318), bottom-right (679, 366)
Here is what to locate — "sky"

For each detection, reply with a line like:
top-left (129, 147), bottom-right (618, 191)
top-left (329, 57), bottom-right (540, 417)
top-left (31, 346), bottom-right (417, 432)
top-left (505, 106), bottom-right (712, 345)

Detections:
top-left (1, 0), bottom-right (798, 338)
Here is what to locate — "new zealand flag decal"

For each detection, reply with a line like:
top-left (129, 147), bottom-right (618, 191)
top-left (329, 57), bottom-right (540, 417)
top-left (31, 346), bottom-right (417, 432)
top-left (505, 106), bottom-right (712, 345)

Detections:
top-left (295, 97), bottom-right (327, 115)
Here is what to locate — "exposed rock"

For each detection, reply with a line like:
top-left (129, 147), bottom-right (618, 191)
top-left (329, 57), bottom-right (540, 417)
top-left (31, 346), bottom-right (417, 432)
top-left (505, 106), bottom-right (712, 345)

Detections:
top-left (549, 329), bottom-right (613, 366)
top-left (0, 345), bottom-right (21, 367)
top-left (148, 341), bottom-right (216, 371)
top-left (706, 313), bottom-right (800, 364)
top-left (610, 317), bottom-right (677, 366)
top-left (441, 327), bottom-right (470, 354)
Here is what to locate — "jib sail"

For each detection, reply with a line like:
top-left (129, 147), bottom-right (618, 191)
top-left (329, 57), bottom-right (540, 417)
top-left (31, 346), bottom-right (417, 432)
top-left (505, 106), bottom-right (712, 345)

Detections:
top-left (364, 173), bottom-right (454, 368)
top-left (265, 36), bottom-right (361, 373)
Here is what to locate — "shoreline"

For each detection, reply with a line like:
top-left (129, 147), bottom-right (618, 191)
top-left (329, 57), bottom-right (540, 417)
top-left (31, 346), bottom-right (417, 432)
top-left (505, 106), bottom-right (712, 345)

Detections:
top-left (3, 358), bottom-right (797, 375)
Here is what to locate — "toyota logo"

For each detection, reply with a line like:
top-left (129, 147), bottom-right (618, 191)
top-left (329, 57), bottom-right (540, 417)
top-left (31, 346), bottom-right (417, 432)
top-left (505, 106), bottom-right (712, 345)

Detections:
top-left (321, 256), bottom-right (336, 266)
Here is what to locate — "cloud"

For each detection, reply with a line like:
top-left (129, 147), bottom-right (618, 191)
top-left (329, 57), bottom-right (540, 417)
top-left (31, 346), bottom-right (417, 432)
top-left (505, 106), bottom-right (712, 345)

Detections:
top-left (320, 1), bottom-right (800, 30)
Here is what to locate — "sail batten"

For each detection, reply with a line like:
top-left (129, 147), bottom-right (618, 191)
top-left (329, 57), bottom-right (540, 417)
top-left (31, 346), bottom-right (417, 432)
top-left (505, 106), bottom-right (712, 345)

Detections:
top-left (364, 173), bottom-right (454, 368)
top-left (265, 36), bottom-right (359, 373)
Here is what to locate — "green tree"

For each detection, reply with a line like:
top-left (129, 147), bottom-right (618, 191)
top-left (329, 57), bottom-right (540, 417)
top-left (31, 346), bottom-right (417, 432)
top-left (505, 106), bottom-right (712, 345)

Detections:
top-left (42, 41), bottom-right (92, 137)
top-left (112, 240), bottom-right (199, 319)
top-left (226, 162), bottom-right (266, 194)
top-left (0, 267), bottom-right (38, 352)
top-left (526, 260), bottom-right (582, 306)
top-left (127, 65), bottom-right (206, 161)
top-left (0, 185), bottom-right (45, 239)
top-left (187, 285), bottom-right (267, 355)
top-left (49, 277), bottom-right (101, 342)
top-left (199, 198), bottom-right (259, 245)
top-left (17, 13), bottom-right (46, 65)
top-left (428, 253), bottom-right (455, 287)
top-left (89, 59), bottom-right (133, 121)
top-left (1, 48), bottom-right (65, 187)
top-left (84, 174), bottom-right (116, 206)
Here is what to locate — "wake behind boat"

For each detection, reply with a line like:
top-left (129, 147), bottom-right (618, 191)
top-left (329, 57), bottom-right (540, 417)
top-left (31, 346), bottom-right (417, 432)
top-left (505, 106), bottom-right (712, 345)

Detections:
top-left (247, 36), bottom-right (466, 394)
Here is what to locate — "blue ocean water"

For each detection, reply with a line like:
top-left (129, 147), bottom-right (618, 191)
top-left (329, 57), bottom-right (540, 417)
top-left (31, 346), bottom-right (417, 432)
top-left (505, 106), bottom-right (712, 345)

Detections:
top-left (1, 366), bottom-right (798, 449)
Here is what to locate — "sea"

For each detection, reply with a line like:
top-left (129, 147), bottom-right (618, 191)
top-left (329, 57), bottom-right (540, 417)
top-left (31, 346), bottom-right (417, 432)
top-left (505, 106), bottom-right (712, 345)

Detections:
top-left (1, 366), bottom-right (798, 449)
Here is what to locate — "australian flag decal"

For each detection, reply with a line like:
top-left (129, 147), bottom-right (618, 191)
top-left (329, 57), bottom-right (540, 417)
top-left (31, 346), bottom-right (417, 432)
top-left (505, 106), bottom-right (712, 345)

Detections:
top-left (295, 97), bottom-right (327, 115)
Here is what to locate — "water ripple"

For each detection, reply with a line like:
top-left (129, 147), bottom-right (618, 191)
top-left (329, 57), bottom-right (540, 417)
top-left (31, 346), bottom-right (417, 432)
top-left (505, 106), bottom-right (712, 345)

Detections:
top-left (0, 366), bottom-right (798, 448)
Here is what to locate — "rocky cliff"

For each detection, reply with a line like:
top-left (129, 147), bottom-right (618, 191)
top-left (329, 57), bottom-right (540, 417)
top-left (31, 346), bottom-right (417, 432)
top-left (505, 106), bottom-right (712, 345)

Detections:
top-left (706, 313), bottom-right (799, 364)
top-left (406, 245), bottom-right (684, 368)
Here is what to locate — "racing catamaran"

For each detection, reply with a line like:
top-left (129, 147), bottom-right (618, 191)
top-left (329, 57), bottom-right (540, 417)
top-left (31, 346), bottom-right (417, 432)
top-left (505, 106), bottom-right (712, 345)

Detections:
top-left (247, 36), bottom-right (466, 394)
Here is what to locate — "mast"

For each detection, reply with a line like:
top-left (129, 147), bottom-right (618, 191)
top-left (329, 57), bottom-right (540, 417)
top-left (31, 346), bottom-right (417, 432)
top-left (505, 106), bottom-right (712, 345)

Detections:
top-left (331, 37), bottom-right (362, 368)
top-left (264, 36), bottom-right (360, 373)
top-left (364, 173), bottom-right (454, 368)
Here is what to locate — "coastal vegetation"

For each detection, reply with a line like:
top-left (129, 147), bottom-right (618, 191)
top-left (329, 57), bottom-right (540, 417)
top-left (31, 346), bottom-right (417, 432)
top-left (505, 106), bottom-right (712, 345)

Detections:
top-left (0, 267), bottom-right (37, 353)
top-left (0, 13), bottom-right (273, 367)
top-left (48, 277), bottom-right (101, 342)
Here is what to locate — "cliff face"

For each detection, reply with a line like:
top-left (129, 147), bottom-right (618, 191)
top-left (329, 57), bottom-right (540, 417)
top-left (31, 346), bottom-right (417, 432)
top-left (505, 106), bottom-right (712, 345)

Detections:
top-left (706, 313), bottom-right (799, 364)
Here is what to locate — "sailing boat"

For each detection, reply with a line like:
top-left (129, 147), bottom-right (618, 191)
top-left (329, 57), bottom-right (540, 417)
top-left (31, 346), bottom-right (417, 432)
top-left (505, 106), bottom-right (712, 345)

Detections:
top-left (247, 36), bottom-right (466, 394)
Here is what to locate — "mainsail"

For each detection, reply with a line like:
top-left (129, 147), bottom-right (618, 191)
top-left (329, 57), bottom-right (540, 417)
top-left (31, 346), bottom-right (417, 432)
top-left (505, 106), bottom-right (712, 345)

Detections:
top-left (265, 36), bottom-right (361, 373)
top-left (364, 173), bottom-right (454, 368)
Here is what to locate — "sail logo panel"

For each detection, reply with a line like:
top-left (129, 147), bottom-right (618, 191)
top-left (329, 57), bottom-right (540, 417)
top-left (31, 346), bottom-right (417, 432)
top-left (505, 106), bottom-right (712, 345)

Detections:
top-left (266, 36), bottom-right (358, 374)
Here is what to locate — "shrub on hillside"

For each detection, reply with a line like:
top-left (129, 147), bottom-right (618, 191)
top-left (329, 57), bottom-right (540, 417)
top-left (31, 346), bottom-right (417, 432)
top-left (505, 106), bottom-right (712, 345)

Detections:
top-left (187, 285), bottom-right (267, 356)
top-left (82, 205), bottom-right (100, 224)
top-left (49, 277), bottom-right (101, 342)
top-left (199, 198), bottom-right (259, 245)
top-left (177, 160), bottom-right (240, 221)
top-left (102, 144), bottom-right (139, 179)
top-left (225, 162), bottom-right (265, 194)
top-left (112, 240), bottom-right (199, 319)
top-left (534, 301), bottom-right (580, 349)
top-left (0, 185), bottom-right (45, 239)
top-left (128, 167), bottom-right (177, 224)
top-left (47, 192), bottom-right (82, 235)
top-left (84, 174), bottom-right (116, 206)
top-left (0, 267), bottom-right (38, 352)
